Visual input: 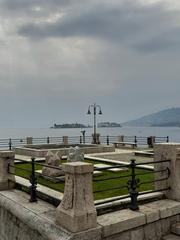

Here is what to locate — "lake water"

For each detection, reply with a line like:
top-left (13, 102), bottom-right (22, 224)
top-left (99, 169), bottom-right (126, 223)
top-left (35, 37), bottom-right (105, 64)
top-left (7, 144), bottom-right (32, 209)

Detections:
top-left (0, 126), bottom-right (179, 142)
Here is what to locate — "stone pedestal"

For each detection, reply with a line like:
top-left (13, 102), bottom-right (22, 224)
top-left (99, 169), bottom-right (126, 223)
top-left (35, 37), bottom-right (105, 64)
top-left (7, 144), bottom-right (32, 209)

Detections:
top-left (56, 162), bottom-right (97, 232)
top-left (154, 143), bottom-right (180, 201)
top-left (26, 137), bottom-right (33, 145)
top-left (63, 136), bottom-right (68, 145)
top-left (0, 151), bottom-right (15, 190)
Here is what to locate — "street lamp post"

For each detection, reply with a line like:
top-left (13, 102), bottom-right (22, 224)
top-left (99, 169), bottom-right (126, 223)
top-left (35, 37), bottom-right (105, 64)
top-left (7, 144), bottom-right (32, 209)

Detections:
top-left (87, 103), bottom-right (102, 144)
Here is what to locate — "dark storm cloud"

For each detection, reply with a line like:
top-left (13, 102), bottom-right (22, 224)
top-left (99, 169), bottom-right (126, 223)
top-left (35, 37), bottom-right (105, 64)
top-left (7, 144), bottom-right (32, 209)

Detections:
top-left (133, 26), bottom-right (180, 53)
top-left (17, 1), bottom-right (180, 53)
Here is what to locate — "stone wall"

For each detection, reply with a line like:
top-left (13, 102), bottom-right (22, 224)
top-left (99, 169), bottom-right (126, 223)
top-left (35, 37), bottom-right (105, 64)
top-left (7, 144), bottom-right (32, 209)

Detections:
top-left (0, 207), bottom-right (44, 240)
top-left (0, 190), bottom-right (180, 240)
top-left (98, 199), bottom-right (180, 240)
top-left (0, 190), bottom-right (101, 240)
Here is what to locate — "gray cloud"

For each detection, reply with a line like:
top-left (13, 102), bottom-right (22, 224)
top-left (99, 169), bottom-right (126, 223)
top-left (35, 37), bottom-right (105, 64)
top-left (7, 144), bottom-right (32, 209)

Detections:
top-left (16, 0), bottom-right (180, 53)
top-left (0, 0), bottom-right (180, 127)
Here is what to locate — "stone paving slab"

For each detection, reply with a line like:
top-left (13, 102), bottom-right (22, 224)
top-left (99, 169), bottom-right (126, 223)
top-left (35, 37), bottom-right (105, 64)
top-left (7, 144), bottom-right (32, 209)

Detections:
top-left (15, 176), bottom-right (63, 200)
top-left (108, 167), bottom-right (128, 172)
top-left (86, 155), bottom-right (153, 170)
top-left (94, 163), bottom-right (112, 169)
top-left (93, 170), bottom-right (103, 176)
top-left (15, 154), bottom-right (45, 162)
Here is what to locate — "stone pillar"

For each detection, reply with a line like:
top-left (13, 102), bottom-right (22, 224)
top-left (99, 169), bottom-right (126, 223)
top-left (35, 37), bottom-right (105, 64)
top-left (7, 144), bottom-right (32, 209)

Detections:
top-left (118, 135), bottom-right (124, 142)
top-left (26, 137), bottom-right (33, 145)
top-left (92, 133), bottom-right (100, 144)
top-left (0, 151), bottom-right (15, 190)
top-left (154, 143), bottom-right (180, 201)
top-left (147, 136), bottom-right (155, 148)
top-left (63, 136), bottom-right (68, 145)
top-left (56, 162), bottom-right (97, 232)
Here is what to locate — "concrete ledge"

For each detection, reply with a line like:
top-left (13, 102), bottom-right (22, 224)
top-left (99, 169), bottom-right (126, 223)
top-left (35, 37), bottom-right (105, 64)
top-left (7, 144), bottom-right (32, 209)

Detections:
top-left (98, 209), bottom-right (146, 237)
top-left (141, 200), bottom-right (180, 219)
top-left (97, 199), bottom-right (180, 238)
top-left (0, 190), bottom-right (71, 240)
top-left (0, 189), bottom-right (102, 240)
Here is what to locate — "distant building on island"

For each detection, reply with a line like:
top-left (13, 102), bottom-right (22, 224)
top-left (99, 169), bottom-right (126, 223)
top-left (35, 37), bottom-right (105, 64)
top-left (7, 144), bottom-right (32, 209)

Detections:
top-left (97, 122), bottom-right (121, 127)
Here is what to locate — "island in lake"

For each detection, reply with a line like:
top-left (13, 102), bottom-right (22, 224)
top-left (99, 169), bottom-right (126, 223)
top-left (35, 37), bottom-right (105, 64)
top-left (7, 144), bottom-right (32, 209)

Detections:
top-left (51, 121), bottom-right (121, 129)
top-left (51, 123), bottom-right (91, 129)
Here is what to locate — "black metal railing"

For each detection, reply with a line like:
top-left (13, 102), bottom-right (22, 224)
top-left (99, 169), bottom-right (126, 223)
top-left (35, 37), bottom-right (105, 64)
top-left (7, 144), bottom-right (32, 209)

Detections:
top-left (8, 157), bottom-right (170, 211)
top-left (0, 135), bottom-right (169, 150)
top-left (93, 158), bottom-right (170, 210)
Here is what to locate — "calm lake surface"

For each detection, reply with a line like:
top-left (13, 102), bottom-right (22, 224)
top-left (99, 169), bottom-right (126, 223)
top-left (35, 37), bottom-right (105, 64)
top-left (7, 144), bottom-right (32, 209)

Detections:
top-left (0, 126), bottom-right (179, 142)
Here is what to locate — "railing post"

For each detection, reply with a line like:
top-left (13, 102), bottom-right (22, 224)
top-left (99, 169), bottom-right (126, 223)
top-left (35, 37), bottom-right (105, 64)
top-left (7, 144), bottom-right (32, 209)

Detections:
top-left (118, 135), bottom-right (124, 142)
top-left (167, 136), bottom-right (169, 142)
top-left (29, 157), bottom-right (37, 202)
top-left (26, 137), bottom-right (33, 145)
top-left (47, 136), bottom-right (50, 144)
top-left (9, 138), bottom-right (12, 150)
top-left (80, 136), bottom-right (82, 144)
top-left (134, 136), bottom-right (137, 147)
top-left (129, 159), bottom-right (139, 210)
top-left (107, 135), bottom-right (109, 145)
top-left (63, 136), bottom-right (68, 145)
top-left (147, 136), bottom-right (155, 148)
top-left (154, 143), bottom-right (180, 201)
top-left (56, 162), bottom-right (97, 232)
top-left (0, 151), bottom-right (15, 190)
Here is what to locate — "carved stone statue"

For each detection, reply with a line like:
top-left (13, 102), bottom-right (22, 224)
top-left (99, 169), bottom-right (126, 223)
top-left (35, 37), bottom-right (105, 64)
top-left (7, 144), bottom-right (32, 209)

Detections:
top-left (42, 150), bottom-right (63, 177)
top-left (67, 146), bottom-right (84, 162)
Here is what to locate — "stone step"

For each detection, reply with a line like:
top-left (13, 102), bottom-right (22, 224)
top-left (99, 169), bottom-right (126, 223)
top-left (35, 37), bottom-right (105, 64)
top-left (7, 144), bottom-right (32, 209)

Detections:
top-left (162, 234), bottom-right (180, 240)
top-left (171, 222), bottom-right (180, 236)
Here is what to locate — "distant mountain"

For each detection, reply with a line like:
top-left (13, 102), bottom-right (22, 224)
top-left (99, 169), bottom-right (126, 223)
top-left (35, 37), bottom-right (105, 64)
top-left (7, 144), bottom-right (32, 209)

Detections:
top-left (122, 108), bottom-right (180, 127)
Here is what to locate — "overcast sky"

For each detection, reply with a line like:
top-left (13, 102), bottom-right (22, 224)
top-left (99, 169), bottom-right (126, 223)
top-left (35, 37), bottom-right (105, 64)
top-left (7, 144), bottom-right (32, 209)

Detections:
top-left (0, 0), bottom-right (180, 127)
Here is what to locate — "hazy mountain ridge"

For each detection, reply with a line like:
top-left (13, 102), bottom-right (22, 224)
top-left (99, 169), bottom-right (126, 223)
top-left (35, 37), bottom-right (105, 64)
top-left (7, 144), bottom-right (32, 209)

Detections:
top-left (123, 108), bottom-right (180, 127)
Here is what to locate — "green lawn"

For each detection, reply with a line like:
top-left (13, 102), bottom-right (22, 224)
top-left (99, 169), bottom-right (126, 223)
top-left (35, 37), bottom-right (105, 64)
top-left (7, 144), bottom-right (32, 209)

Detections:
top-left (15, 160), bottom-right (154, 200)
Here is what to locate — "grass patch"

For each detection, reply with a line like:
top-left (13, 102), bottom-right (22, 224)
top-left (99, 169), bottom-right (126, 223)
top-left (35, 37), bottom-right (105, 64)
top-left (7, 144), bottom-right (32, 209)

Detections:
top-left (15, 161), bottom-right (154, 200)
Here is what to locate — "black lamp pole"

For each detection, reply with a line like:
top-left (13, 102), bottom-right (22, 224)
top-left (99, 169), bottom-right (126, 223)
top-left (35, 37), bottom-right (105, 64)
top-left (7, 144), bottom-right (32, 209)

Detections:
top-left (87, 103), bottom-right (102, 144)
